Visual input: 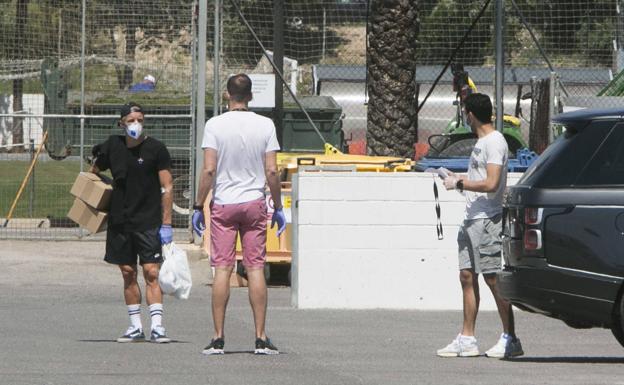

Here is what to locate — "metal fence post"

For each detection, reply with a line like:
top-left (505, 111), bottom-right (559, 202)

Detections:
top-left (78, 0), bottom-right (87, 239)
top-left (548, 71), bottom-right (557, 144)
top-left (495, 0), bottom-right (504, 132)
top-left (194, 0), bottom-right (208, 216)
top-left (213, 0), bottom-right (221, 117)
top-left (274, 0), bottom-right (284, 147)
top-left (79, 0), bottom-right (86, 173)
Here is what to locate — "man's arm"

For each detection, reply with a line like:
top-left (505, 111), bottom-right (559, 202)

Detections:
top-left (265, 151), bottom-right (282, 209)
top-left (194, 148), bottom-right (217, 207)
top-left (458, 163), bottom-right (503, 193)
top-left (159, 169), bottom-right (173, 225)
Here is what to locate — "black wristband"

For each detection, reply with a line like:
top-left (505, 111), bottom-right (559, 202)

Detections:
top-left (193, 204), bottom-right (204, 210)
top-left (456, 179), bottom-right (464, 192)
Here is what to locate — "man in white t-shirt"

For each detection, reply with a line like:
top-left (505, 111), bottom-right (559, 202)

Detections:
top-left (191, 74), bottom-right (285, 355)
top-left (436, 93), bottom-right (524, 359)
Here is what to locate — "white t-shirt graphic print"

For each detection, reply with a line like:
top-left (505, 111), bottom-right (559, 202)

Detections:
top-left (202, 111), bottom-right (281, 205)
top-left (465, 130), bottom-right (508, 220)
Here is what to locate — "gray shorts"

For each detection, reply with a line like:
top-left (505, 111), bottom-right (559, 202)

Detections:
top-left (457, 215), bottom-right (502, 274)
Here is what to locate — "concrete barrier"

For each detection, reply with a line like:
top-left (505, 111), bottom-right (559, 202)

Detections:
top-left (291, 171), bottom-right (521, 310)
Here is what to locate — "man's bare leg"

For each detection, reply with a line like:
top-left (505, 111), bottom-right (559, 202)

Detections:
top-left (460, 269), bottom-right (480, 336)
top-left (246, 267), bottom-right (268, 340)
top-left (212, 266), bottom-right (233, 339)
top-left (142, 263), bottom-right (162, 305)
top-left (120, 264), bottom-right (141, 304)
top-left (484, 273), bottom-right (515, 337)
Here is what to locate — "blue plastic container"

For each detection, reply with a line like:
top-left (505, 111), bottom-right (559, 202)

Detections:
top-left (415, 148), bottom-right (538, 173)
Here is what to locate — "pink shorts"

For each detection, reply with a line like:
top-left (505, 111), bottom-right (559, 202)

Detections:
top-left (210, 197), bottom-right (267, 269)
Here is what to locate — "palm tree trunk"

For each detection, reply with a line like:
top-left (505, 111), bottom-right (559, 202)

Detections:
top-left (367, 0), bottom-right (419, 157)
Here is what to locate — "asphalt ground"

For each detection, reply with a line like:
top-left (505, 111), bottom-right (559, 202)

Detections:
top-left (2, 240), bottom-right (624, 385)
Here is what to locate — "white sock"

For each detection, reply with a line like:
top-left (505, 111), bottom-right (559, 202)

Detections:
top-left (460, 334), bottom-right (476, 341)
top-left (127, 304), bottom-right (142, 330)
top-left (149, 303), bottom-right (163, 330)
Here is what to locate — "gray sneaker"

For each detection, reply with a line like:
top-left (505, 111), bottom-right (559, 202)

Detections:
top-left (485, 333), bottom-right (524, 358)
top-left (437, 334), bottom-right (480, 357)
top-left (116, 326), bottom-right (144, 343)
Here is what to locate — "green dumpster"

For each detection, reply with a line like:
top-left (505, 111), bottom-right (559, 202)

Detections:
top-left (280, 95), bottom-right (344, 152)
top-left (66, 94), bottom-right (344, 157)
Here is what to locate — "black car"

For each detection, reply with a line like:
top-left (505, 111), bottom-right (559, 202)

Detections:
top-left (497, 107), bottom-right (624, 347)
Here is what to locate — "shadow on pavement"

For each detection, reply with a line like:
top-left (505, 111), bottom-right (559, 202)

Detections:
top-left (78, 339), bottom-right (190, 344)
top-left (504, 356), bottom-right (624, 364)
top-left (220, 351), bottom-right (288, 355)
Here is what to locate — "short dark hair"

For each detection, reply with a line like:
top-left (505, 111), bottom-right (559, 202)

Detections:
top-left (227, 74), bottom-right (252, 102)
top-left (464, 93), bottom-right (492, 124)
top-left (120, 102), bottom-right (144, 119)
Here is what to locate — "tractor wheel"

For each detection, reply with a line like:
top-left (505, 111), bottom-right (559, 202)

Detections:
top-left (438, 138), bottom-right (477, 157)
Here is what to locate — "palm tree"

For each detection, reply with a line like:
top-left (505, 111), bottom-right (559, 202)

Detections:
top-left (367, 0), bottom-right (418, 157)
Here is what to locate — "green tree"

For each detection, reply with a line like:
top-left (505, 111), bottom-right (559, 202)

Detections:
top-left (418, 0), bottom-right (493, 65)
top-left (89, 0), bottom-right (194, 90)
top-left (512, 0), bottom-right (616, 66)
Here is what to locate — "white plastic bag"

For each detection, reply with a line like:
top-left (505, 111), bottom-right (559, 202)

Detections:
top-left (159, 242), bottom-right (192, 300)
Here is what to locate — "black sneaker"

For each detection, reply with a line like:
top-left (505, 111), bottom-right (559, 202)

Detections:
top-left (254, 337), bottom-right (279, 355)
top-left (150, 326), bottom-right (171, 343)
top-left (202, 338), bottom-right (225, 355)
top-left (116, 326), bottom-right (145, 343)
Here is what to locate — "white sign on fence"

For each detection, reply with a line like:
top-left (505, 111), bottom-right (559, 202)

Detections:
top-left (248, 74), bottom-right (275, 108)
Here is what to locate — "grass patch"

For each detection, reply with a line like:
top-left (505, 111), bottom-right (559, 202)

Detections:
top-left (0, 160), bottom-right (81, 219)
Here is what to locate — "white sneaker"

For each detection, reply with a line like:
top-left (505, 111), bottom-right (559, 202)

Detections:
top-left (485, 333), bottom-right (524, 358)
top-left (437, 334), bottom-right (480, 357)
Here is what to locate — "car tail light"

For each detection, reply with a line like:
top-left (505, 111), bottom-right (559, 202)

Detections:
top-left (524, 229), bottom-right (542, 250)
top-left (524, 207), bottom-right (543, 225)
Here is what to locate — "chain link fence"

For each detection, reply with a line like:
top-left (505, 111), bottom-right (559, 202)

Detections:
top-left (214, 0), bottom-right (367, 152)
top-left (0, 0), bottom-right (196, 239)
top-left (416, 0), bottom-right (618, 155)
top-left (1, 0), bottom-right (622, 239)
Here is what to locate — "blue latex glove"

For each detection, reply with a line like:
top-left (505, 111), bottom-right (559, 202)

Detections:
top-left (159, 224), bottom-right (173, 245)
top-left (192, 209), bottom-right (205, 237)
top-left (271, 207), bottom-right (287, 237)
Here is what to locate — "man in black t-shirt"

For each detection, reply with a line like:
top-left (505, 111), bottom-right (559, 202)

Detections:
top-left (91, 102), bottom-right (174, 343)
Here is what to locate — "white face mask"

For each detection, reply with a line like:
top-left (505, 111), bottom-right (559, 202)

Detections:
top-left (465, 112), bottom-right (476, 133)
top-left (125, 122), bottom-right (143, 139)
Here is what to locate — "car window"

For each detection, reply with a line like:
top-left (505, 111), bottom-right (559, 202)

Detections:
top-left (574, 123), bottom-right (624, 186)
top-left (517, 130), bottom-right (573, 186)
top-left (518, 120), bottom-right (614, 188)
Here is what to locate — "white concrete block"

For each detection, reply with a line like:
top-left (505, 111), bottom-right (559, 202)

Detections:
top-left (294, 249), bottom-right (497, 310)
top-left (297, 173), bottom-right (440, 201)
top-left (291, 171), bottom-right (524, 310)
top-left (298, 224), bottom-right (460, 250)
top-left (296, 172), bottom-right (521, 202)
top-left (297, 200), bottom-right (467, 226)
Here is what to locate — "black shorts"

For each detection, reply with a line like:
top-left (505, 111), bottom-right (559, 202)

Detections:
top-left (104, 225), bottom-right (163, 265)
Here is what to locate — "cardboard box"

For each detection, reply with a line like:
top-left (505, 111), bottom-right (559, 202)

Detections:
top-left (67, 198), bottom-right (108, 233)
top-left (70, 172), bottom-right (112, 210)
